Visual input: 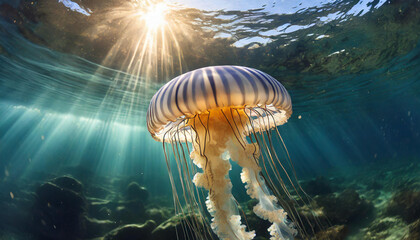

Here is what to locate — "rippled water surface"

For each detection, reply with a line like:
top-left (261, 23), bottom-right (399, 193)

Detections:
top-left (0, 0), bottom-right (419, 239)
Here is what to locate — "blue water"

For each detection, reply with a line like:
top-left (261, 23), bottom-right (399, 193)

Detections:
top-left (1, 0), bottom-right (420, 239)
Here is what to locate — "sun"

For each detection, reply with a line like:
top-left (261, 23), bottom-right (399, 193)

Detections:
top-left (100, 0), bottom-right (184, 94)
top-left (141, 2), bottom-right (168, 30)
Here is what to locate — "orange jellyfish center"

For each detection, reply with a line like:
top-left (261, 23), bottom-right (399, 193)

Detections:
top-left (185, 107), bottom-right (249, 150)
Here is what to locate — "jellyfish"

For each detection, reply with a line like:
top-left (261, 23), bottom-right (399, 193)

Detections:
top-left (147, 66), bottom-right (305, 240)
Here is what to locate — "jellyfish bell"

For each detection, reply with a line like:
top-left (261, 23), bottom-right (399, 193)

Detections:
top-left (147, 66), bottom-right (305, 240)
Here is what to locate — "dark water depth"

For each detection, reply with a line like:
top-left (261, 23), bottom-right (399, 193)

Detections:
top-left (0, 0), bottom-right (419, 240)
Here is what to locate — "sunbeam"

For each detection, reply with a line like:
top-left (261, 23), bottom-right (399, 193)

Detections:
top-left (85, 0), bottom-right (189, 124)
top-left (1, 1), bottom-right (420, 239)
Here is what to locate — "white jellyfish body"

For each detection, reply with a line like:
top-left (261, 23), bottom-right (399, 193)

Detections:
top-left (147, 66), bottom-right (300, 240)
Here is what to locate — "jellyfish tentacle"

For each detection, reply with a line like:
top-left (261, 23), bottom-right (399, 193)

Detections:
top-left (172, 130), bottom-right (206, 239)
top-left (162, 131), bottom-right (191, 240)
top-left (260, 108), bottom-right (325, 236)
top-left (163, 121), bottom-right (215, 240)
top-left (246, 108), bottom-right (310, 238)
top-left (191, 144), bottom-right (255, 240)
top-left (227, 138), bottom-right (297, 240)
top-left (178, 125), bottom-right (215, 239)
top-left (191, 113), bottom-right (255, 240)
top-left (224, 109), bottom-right (297, 240)
top-left (243, 167), bottom-right (297, 240)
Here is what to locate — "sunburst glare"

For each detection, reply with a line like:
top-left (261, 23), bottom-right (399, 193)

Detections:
top-left (140, 2), bottom-right (168, 30)
top-left (91, 0), bottom-right (186, 124)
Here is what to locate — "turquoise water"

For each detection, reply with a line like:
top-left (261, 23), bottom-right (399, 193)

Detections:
top-left (0, 0), bottom-right (419, 239)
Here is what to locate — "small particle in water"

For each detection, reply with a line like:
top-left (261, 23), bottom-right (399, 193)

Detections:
top-left (408, 111), bottom-right (411, 116)
top-left (41, 135), bottom-right (45, 140)
top-left (4, 168), bottom-right (9, 177)
top-left (28, 158), bottom-right (31, 163)
top-left (10, 192), bottom-right (14, 199)
top-left (47, 202), bottom-right (51, 208)
top-left (298, 115), bottom-right (302, 119)
top-left (374, 153), bottom-right (378, 158)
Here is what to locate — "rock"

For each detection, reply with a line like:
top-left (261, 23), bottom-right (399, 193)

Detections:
top-left (362, 189), bottom-right (381, 202)
top-left (313, 225), bottom-right (348, 240)
top-left (386, 190), bottom-right (420, 223)
top-left (314, 189), bottom-right (373, 225)
top-left (146, 208), bottom-right (171, 225)
top-left (88, 199), bottom-right (116, 220)
top-left (405, 219), bottom-right (420, 240)
top-left (126, 182), bottom-right (149, 201)
top-left (60, 165), bottom-right (96, 184)
top-left (51, 175), bottom-right (83, 193)
top-left (83, 216), bottom-right (118, 238)
top-left (35, 182), bottom-right (85, 212)
top-left (364, 217), bottom-right (408, 240)
top-left (113, 200), bottom-right (145, 224)
top-left (297, 203), bottom-right (329, 235)
top-left (244, 198), bottom-right (330, 238)
top-left (103, 220), bottom-right (156, 240)
top-left (32, 181), bottom-right (86, 239)
top-left (303, 176), bottom-right (333, 196)
top-left (151, 214), bottom-right (211, 240)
